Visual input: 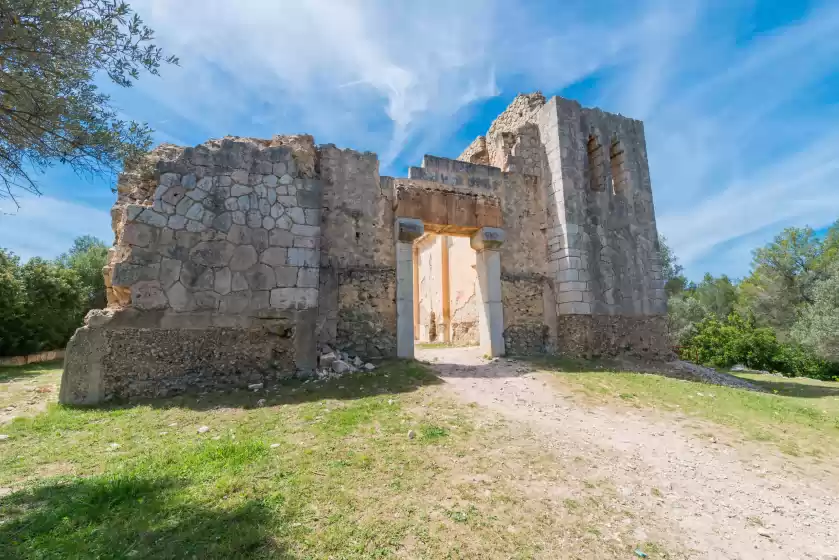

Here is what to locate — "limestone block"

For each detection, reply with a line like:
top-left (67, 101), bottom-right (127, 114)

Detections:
top-left (166, 282), bottom-right (192, 311)
top-left (279, 174), bottom-right (293, 185)
top-left (231, 272), bottom-right (249, 292)
top-left (232, 211), bottom-right (246, 225)
top-left (557, 256), bottom-right (582, 270)
top-left (274, 266), bottom-right (299, 287)
top-left (219, 291), bottom-right (251, 314)
top-left (559, 281), bottom-right (587, 292)
top-left (212, 212), bottom-right (233, 232)
top-left (252, 229), bottom-right (269, 252)
top-left (273, 162), bottom-right (287, 175)
top-left (258, 198), bottom-right (271, 216)
top-left (264, 175), bottom-right (278, 187)
top-left (112, 263), bottom-right (160, 286)
top-left (159, 172), bottom-right (180, 187)
top-left (185, 203), bottom-right (204, 221)
top-left (558, 290), bottom-right (583, 303)
top-left (132, 281), bottom-right (167, 309)
top-left (293, 237), bottom-right (318, 249)
top-left (290, 224), bottom-right (318, 237)
top-left (160, 258), bottom-right (181, 289)
top-left (201, 210), bottom-right (216, 227)
top-left (557, 269), bottom-right (578, 282)
top-left (227, 224), bottom-right (250, 245)
top-left (277, 196), bottom-right (297, 206)
top-left (190, 241), bottom-right (235, 267)
top-left (175, 196), bottom-right (193, 216)
top-left (197, 177), bottom-right (214, 191)
top-left (260, 247), bottom-right (287, 266)
top-left (210, 268), bottom-right (230, 295)
top-left (262, 217), bottom-right (275, 230)
top-left (286, 207), bottom-right (305, 224)
top-left (558, 301), bottom-right (591, 315)
top-left (122, 223), bottom-right (154, 247)
top-left (231, 170), bottom-right (249, 184)
top-left (287, 248), bottom-right (318, 267)
top-left (270, 204), bottom-right (284, 218)
top-left (237, 195), bottom-right (251, 211)
top-left (245, 263), bottom-right (276, 290)
top-left (247, 211), bottom-right (262, 228)
top-left (186, 188), bottom-right (208, 202)
top-left (181, 174), bottom-right (197, 189)
top-left (267, 189), bottom-right (277, 205)
top-left (193, 291), bottom-right (220, 310)
top-left (304, 209), bottom-right (320, 225)
top-left (251, 290), bottom-right (270, 309)
top-left (229, 245), bottom-right (259, 271)
top-left (218, 176), bottom-right (233, 187)
top-left (254, 185), bottom-right (267, 198)
top-left (224, 197), bottom-right (238, 211)
top-left (195, 268), bottom-right (215, 291)
top-left (276, 215), bottom-right (293, 230)
top-left (297, 267), bottom-right (318, 288)
top-left (269, 287), bottom-right (317, 309)
top-left (161, 185), bottom-right (187, 206)
top-left (168, 215), bottom-right (187, 230)
top-left (186, 220), bottom-right (206, 233)
top-left (137, 209), bottom-right (168, 228)
top-left (297, 189), bottom-right (320, 209)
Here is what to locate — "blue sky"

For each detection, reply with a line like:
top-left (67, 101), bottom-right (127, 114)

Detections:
top-left (1, 0), bottom-right (838, 280)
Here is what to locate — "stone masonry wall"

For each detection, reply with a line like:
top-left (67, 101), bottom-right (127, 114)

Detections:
top-left (316, 145), bottom-right (397, 357)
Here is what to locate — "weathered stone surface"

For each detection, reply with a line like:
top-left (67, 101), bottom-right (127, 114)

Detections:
top-left (62, 98), bottom-right (668, 405)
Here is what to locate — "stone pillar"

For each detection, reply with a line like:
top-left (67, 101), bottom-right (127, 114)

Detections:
top-left (395, 218), bottom-right (424, 358)
top-left (471, 227), bottom-right (505, 357)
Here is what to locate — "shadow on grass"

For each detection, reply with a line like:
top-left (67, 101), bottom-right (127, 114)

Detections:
top-left (731, 375), bottom-right (839, 399)
top-left (0, 360), bottom-right (63, 384)
top-left (83, 359), bottom-right (443, 412)
top-left (0, 475), bottom-right (285, 559)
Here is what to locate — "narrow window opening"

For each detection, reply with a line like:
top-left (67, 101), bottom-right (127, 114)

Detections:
top-left (587, 135), bottom-right (605, 192)
top-left (610, 138), bottom-right (628, 194)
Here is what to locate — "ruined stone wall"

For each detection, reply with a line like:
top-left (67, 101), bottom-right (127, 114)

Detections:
top-left (448, 236), bottom-right (479, 345)
top-left (457, 136), bottom-right (489, 165)
top-left (62, 136), bottom-right (322, 404)
top-left (416, 235), bottom-right (443, 342)
top-left (316, 145), bottom-right (397, 358)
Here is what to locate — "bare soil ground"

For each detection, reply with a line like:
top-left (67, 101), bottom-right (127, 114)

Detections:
top-left (418, 346), bottom-right (839, 560)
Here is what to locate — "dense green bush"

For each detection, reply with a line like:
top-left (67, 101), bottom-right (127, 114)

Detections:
top-left (679, 314), bottom-right (839, 380)
top-left (0, 238), bottom-right (108, 357)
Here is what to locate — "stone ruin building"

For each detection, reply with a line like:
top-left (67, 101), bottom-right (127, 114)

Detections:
top-left (60, 93), bottom-right (669, 405)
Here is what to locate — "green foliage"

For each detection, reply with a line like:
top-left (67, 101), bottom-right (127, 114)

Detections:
top-left (658, 235), bottom-right (689, 296)
top-left (792, 260), bottom-right (839, 361)
top-left (680, 314), bottom-right (839, 380)
top-left (0, 236), bottom-right (108, 356)
top-left (694, 273), bottom-right (738, 319)
top-left (666, 294), bottom-right (708, 344)
top-left (0, 0), bottom-right (177, 202)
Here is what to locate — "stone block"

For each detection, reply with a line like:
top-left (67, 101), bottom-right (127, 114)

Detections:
top-left (287, 207), bottom-right (305, 224)
top-left (260, 247), bottom-right (287, 266)
top-left (297, 267), bottom-right (319, 288)
top-left (112, 263), bottom-right (160, 286)
top-left (470, 227), bottom-right (505, 251)
top-left (274, 266), bottom-right (299, 287)
top-left (559, 281), bottom-right (587, 292)
top-left (297, 189), bottom-right (320, 208)
top-left (160, 258), bottom-right (181, 289)
top-left (215, 267), bottom-right (232, 295)
top-left (558, 301), bottom-right (591, 315)
top-left (287, 248), bottom-right (318, 267)
top-left (558, 290), bottom-right (583, 303)
top-left (122, 223), bottom-right (154, 247)
top-left (269, 230), bottom-right (293, 247)
top-left (189, 241), bottom-right (235, 267)
top-left (137, 209), bottom-right (168, 228)
top-left (270, 287), bottom-right (317, 309)
top-left (132, 281), bottom-right (167, 309)
top-left (229, 245), bottom-right (259, 271)
top-left (394, 218), bottom-right (424, 243)
top-left (290, 224), bottom-right (319, 237)
top-left (245, 263), bottom-right (276, 290)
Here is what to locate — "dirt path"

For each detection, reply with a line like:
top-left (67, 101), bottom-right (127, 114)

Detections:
top-left (418, 346), bottom-right (839, 560)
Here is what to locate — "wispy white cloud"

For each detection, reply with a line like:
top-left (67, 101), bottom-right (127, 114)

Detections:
top-left (0, 196), bottom-right (114, 261)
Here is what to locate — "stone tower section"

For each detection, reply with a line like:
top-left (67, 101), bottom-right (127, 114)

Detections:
top-left (535, 96), bottom-right (667, 354)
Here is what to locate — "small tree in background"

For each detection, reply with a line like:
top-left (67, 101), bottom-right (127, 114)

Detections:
top-left (0, 0), bottom-right (177, 204)
top-left (57, 235), bottom-right (109, 309)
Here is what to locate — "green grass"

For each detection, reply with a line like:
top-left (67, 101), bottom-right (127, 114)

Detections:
top-left (537, 359), bottom-right (839, 458)
top-left (0, 359), bottom-right (676, 559)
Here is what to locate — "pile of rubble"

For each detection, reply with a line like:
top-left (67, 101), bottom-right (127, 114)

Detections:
top-left (315, 346), bottom-right (376, 380)
top-left (668, 360), bottom-right (762, 391)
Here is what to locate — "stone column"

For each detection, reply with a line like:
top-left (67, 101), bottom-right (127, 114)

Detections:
top-left (395, 218), bottom-right (425, 358)
top-left (471, 227), bottom-right (505, 357)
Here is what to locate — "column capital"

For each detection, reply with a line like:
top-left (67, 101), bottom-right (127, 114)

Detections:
top-left (470, 227), bottom-right (505, 251)
top-left (395, 218), bottom-right (424, 243)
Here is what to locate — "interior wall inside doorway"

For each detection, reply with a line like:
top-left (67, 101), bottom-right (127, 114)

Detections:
top-left (414, 234), bottom-right (479, 345)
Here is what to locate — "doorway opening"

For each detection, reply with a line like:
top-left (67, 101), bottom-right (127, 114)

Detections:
top-left (413, 233), bottom-right (480, 348)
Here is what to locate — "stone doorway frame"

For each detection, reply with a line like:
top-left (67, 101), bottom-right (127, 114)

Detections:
top-left (395, 218), bottom-right (505, 359)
